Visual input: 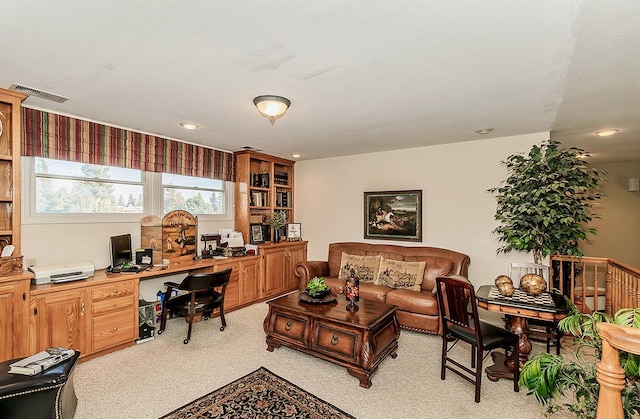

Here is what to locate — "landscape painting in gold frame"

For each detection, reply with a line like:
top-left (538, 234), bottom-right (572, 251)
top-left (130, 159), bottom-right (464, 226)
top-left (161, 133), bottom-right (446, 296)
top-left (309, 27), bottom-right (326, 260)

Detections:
top-left (364, 190), bottom-right (422, 242)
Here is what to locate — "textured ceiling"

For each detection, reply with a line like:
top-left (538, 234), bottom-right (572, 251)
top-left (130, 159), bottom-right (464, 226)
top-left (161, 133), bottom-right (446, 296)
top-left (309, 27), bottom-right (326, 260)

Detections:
top-left (1, 1), bottom-right (638, 162)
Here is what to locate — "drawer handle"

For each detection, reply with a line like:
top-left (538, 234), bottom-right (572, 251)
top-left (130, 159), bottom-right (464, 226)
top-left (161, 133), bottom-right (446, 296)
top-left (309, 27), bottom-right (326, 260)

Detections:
top-left (113, 327), bottom-right (118, 332)
top-left (285, 321), bottom-right (292, 331)
top-left (331, 334), bottom-right (339, 345)
top-left (113, 289), bottom-right (118, 294)
top-left (113, 303), bottom-right (118, 307)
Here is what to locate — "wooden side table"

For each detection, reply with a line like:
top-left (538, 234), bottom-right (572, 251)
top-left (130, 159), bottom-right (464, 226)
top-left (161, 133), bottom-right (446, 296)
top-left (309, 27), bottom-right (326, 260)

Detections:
top-left (475, 285), bottom-right (569, 381)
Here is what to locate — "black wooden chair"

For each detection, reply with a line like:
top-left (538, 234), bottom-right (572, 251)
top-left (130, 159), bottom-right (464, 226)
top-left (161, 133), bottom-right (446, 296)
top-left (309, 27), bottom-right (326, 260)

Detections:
top-left (158, 268), bottom-right (232, 344)
top-left (435, 276), bottom-right (519, 403)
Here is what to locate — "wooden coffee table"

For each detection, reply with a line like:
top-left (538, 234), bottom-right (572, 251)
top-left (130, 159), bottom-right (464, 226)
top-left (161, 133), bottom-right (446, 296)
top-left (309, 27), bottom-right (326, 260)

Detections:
top-left (263, 292), bottom-right (400, 388)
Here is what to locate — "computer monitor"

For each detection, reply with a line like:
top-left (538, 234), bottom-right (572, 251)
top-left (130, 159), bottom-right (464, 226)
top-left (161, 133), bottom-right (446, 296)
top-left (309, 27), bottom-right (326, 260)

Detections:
top-left (109, 234), bottom-right (133, 269)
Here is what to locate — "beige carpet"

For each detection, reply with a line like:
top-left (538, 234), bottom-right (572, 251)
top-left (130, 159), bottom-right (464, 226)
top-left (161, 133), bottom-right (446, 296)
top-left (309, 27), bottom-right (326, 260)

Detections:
top-left (73, 299), bottom-right (549, 418)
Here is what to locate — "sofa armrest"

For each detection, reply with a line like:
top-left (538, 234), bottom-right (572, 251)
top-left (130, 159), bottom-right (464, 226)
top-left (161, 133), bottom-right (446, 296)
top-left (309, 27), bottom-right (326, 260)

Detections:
top-left (295, 261), bottom-right (330, 292)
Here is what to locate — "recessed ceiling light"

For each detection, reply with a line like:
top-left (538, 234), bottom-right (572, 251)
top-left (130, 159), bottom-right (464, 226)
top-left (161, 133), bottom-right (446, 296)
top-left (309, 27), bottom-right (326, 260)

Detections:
top-left (474, 128), bottom-right (494, 135)
top-left (180, 122), bottom-right (199, 130)
top-left (594, 129), bottom-right (620, 137)
top-left (290, 154), bottom-right (301, 159)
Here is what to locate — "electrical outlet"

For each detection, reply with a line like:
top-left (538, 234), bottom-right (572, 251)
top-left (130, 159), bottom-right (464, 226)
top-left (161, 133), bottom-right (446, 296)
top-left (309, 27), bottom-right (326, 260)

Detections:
top-left (26, 258), bottom-right (37, 268)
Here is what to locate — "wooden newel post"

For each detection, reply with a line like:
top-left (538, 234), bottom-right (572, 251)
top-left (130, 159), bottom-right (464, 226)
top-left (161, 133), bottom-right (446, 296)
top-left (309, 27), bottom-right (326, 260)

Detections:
top-left (596, 323), bottom-right (640, 419)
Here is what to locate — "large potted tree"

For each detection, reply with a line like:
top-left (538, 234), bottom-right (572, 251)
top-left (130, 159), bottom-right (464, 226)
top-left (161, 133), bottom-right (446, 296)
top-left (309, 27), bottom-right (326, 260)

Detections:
top-left (488, 140), bottom-right (605, 264)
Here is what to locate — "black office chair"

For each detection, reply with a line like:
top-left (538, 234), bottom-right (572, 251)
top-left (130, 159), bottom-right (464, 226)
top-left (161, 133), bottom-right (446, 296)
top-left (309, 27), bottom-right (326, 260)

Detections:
top-left (435, 276), bottom-right (519, 403)
top-left (158, 268), bottom-right (232, 344)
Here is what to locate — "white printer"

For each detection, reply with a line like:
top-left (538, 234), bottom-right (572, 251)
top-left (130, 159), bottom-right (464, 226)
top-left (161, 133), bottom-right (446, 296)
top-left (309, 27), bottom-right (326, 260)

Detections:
top-left (29, 261), bottom-right (96, 285)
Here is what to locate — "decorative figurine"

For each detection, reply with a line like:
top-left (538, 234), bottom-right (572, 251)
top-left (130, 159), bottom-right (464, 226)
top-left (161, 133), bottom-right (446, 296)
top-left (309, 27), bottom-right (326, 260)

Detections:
top-left (345, 271), bottom-right (360, 311)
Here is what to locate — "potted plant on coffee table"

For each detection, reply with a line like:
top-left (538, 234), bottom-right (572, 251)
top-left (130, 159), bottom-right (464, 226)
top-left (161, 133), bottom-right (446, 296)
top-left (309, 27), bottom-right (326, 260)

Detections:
top-left (488, 140), bottom-right (606, 264)
top-left (519, 304), bottom-right (640, 418)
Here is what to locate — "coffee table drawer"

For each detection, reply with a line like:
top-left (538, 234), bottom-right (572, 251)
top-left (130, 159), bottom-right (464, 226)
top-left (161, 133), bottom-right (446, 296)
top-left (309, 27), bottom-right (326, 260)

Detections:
top-left (313, 322), bottom-right (361, 362)
top-left (272, 312), bottom-right (308, 344)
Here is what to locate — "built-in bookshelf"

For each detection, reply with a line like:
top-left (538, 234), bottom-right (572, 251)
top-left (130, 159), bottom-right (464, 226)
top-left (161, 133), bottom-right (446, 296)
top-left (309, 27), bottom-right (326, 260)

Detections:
top-left (234, 151), bottom-right (295, 244)
top-left (0, 88), bottom-right (27, 255)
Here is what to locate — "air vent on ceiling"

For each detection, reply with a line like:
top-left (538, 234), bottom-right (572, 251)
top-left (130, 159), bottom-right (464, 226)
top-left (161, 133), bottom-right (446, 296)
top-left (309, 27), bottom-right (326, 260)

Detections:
top-left (241, 146), bottom-right (262, 151)
top-left (9, 83), bottom-right (68, 103)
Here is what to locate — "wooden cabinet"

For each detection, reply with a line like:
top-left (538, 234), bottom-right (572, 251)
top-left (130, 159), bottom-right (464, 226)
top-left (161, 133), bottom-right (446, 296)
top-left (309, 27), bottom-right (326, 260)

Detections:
top-left (239, 257), bottom-right (261, 304)
top-left (89, 279), bottom-right (138, 353)
top-left (0, 88), bottom-right (27, 255)
top-left (0, 274), bottom-right (30, 362)
top-left (234, 151), bottom-right (295, 244)
top-left (260, 241), bottom-right (307, 299)
top-left (209, 256), bottom-right (261, 310)
top-left (30, 288), bottom-right (89, 355)
top-left (212, 260), bottom-right (241, 310)
top-left (30, 277), bottom-right (138, 358)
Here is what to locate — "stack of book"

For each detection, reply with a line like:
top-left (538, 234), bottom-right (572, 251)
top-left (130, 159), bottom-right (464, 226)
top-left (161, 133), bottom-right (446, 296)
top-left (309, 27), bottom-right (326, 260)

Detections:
top-left (8, 347), bottom-right (75, 376)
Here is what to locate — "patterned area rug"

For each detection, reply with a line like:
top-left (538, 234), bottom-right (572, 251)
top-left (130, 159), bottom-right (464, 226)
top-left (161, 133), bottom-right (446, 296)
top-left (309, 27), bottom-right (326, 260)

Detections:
top-left (159, 367), bottom-right (355, 418)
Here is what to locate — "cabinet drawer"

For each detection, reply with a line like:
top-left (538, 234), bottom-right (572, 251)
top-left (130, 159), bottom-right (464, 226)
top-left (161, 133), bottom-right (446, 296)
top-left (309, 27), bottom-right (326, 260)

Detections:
top-left (92, 295), bottom-right (135, 315)
top-left (271, 312), bottom-right (308, 344)
top-left (92, 281), bottom-right (136, 301)
top-left (92, 310), bottom-right (136, 352)
top-left (313, 322), bottom-right (360, 362)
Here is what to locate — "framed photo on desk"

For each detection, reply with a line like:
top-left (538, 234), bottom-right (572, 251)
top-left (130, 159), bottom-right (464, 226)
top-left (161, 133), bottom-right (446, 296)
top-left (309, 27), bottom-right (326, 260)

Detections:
top-left (250, 223), bottom-right (265, 244)
top-left (287, 223), bottom-right (302, 241)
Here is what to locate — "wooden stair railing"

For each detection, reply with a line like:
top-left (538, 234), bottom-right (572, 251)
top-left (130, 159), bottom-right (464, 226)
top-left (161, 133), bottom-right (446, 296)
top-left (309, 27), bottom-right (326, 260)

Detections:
top-left (596, 323), bottom-right (640, 419)
top-left (550, 256), bottom-right (640, 315)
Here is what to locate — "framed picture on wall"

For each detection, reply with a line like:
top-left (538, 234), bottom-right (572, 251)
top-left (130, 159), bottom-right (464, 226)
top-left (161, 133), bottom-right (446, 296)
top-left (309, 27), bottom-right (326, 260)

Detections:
top-left (364, 190), bottom-right (422, 242)
top-left (250, 223), bottom-right (265, 244)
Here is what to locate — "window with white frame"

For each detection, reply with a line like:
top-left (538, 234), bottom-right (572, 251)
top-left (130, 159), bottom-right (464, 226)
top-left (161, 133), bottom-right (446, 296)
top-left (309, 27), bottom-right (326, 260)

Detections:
top-left (22, 157), bottom-right (231, 223)
top-left (162, 173), bottom-right (225, 215)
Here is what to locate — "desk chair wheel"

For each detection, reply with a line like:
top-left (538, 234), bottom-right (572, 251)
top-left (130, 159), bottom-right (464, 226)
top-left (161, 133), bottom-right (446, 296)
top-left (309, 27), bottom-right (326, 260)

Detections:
top-left (203, 315), bottom-right (210, 320)
top-left (220, 326), bottom-right (225, 331)
top-left (157, 329), bottom-right (163, 335)
top-left (183, 338), bottom-right (189, 344)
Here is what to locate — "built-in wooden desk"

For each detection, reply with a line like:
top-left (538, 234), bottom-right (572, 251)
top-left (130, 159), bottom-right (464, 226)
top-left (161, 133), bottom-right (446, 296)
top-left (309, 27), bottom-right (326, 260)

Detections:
top-left (29, 256), bottom-right (262, 361)
top-left (3, 240), bottom-right (307, 363)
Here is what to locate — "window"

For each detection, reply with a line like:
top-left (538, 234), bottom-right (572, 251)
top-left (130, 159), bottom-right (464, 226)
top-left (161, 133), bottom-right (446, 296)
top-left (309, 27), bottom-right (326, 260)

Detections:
top-left (34, 158), bottom-right (144, 214)
top-left (22, 157), bottom-right (232, 223)
top-left (162, 173), bottom-right (225, 215)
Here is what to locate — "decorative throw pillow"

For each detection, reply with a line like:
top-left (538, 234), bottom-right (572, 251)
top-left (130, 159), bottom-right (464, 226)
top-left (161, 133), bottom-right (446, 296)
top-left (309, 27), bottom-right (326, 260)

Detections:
top-left (375, 258), bottom-right (426, 290)
top-left (337, 253), bottom-right (382, 282)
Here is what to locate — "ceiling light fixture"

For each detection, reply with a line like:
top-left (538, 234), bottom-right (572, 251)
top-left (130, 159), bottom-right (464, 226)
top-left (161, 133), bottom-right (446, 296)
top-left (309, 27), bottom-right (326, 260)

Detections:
top-left (180, 122), bottom-right (199, 130)
top-left (474, 128), bottom-right (494, 135)
top-left (290, 154), bottom-right (301, 159)
top-left (594, 129), bottom-right (620, 137)
top-left (253, 95), bottom-right (291, 125)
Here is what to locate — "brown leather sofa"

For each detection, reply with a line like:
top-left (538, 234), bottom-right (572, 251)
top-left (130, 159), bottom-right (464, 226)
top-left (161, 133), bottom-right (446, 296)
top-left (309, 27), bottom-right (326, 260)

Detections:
top-left (295, 242), bottom-right (470, 335)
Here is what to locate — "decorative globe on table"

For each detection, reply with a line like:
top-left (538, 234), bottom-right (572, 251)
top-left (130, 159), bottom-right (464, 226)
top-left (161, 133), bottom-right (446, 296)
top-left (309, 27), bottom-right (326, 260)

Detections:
top-left (494, 275), bottom-right (515, 296)
top-left (519, 273), bottom-right (547, 296)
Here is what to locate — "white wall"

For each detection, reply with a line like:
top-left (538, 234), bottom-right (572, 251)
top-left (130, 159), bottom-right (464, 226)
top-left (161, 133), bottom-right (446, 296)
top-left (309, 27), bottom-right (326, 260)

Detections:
top-left (582, 160), bottom-right (640, 267)
top-left (294, 132), bottom-right (548, 287)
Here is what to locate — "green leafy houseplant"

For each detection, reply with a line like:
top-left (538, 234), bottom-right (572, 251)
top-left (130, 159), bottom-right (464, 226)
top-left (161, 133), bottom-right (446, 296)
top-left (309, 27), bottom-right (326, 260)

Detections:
top-left (306, 276), bottom-right (329, 297)
top-left (488, 140), bottom-right (606, 264)
top-left (266, 211), bottom-right (287, 242)
top-left (519, 304), bottom-right (640, 418)
top-left (267, 211), bottom-right (287, 229)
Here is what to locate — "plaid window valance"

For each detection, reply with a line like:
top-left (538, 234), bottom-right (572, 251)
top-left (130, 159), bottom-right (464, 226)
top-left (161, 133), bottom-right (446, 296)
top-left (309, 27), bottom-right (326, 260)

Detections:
top-left (21, 108), bottom-right (234, 182)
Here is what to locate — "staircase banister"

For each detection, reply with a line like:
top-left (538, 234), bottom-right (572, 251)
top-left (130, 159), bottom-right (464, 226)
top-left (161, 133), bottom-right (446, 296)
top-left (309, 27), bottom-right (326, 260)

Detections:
top-left (596, 323), bottom-right (640, 419)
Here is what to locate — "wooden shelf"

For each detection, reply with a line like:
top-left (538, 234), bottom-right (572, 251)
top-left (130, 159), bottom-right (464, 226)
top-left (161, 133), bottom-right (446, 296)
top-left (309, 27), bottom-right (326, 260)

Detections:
top-left (234, 151), bottom-right (295, 244)
top-left (0, 88), bottom-right (25, 255)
